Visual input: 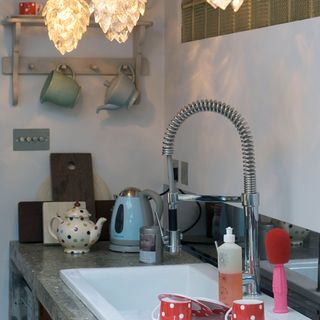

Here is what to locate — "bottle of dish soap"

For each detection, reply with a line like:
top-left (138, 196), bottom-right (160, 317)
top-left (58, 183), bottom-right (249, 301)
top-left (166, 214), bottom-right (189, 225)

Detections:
top-left (217, 227), bottom-right (242, 307)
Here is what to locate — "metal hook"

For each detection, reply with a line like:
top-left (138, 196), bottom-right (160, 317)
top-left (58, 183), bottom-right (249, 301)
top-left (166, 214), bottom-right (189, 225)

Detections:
top-left (90, 64), bottom-right (99, 72)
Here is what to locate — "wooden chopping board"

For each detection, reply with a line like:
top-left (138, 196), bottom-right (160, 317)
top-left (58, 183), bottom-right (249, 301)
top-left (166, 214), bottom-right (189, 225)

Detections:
top-left (50, 153), bottom-right (96, 219)
top-left (18, 200), bottom-right (115, 243)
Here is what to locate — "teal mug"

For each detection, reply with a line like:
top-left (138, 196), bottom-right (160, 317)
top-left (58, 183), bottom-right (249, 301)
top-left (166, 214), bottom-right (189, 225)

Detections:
top-left (40, 64), bottom-right (81, 108)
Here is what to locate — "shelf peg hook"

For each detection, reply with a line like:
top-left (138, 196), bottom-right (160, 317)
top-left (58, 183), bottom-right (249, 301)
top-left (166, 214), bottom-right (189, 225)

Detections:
top-left (90, 64), bottom-right (99, 72)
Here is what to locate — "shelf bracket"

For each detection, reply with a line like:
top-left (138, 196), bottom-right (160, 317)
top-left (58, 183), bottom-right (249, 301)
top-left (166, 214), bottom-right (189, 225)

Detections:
top-left (133, 24), bottom-right (147, 104)
top-left (12, 22), bottom-right (21, 106)
top-left (2, 16), bottom-right (153, 106)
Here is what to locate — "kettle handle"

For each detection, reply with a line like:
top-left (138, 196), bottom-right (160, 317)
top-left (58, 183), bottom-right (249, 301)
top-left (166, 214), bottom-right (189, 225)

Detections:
top-left (141, 189), bottom-right (163, 223)
top-left (48, 216), bottom-right (62, 241)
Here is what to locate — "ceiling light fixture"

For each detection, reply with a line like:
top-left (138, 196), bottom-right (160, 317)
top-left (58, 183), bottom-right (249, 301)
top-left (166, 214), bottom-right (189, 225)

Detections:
top-left (231, 0), bottom-right (244, 12)
top-left (90, 0), bottom-right (147, 43)
top-left (43, 0), bottom-right (91, 55)
top-left (43, 0), bottom-right (147, 54)
top-left (207, 0), bottom-right (244, 12)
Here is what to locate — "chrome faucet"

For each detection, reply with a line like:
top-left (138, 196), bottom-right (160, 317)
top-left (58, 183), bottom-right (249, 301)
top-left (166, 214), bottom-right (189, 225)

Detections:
top-left (162, 99), bottom-right (260, 296)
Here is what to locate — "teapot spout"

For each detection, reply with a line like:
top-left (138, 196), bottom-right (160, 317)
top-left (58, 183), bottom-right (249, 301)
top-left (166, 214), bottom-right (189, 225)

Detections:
top-left (89, 217), bottom-right (107, 244)
top-left (96, 104), bottom-right (121, 113)
top-left (96, 106), bottom-right (108, 114)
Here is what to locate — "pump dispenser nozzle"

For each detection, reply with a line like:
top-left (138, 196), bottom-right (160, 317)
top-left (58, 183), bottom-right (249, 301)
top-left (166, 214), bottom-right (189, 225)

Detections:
top-left (224, 227), bottom-right (235, 243)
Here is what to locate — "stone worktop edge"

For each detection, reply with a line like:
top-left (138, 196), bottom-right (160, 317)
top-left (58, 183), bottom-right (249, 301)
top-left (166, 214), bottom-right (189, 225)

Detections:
top-left (10, 241), bottom-right (201, 320)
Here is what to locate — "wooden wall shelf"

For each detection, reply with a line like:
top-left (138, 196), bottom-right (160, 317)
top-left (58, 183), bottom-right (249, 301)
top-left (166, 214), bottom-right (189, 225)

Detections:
top-left (2, 16), bottom-right (153, 106)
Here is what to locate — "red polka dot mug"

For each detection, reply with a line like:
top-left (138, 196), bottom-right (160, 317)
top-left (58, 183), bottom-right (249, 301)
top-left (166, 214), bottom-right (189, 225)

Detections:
top-left (225, 299), bottom-right (264, 320)
top-left (154, 294), bottom-right (192, 320)
top-left (152, 294), bottom-right (230, 319)
top-left (19, 2), bottom-right (42, 15)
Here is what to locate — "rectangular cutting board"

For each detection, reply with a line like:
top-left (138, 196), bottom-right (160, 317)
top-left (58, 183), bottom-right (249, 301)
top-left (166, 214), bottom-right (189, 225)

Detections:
top-left (50, 153), bottom-right (96, 219)
top-left (18, 200), bottom-right (115, 243)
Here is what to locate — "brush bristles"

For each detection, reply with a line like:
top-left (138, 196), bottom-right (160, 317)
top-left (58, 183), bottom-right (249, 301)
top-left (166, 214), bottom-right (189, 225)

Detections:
top-left (264, 228), bottom-right (290, 264)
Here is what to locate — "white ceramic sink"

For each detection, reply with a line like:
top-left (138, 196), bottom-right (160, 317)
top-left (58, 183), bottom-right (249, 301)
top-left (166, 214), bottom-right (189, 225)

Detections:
top-left (60, 263), bottom-right (309, 320)
top-left (61, 263), bottom-right (217, 320)
top-left (285, 259), bottom-right (318, 282)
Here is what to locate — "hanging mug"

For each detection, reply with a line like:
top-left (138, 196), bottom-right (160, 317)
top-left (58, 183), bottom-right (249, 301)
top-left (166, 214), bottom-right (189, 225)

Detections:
top-left (40, 64), bottom-right (81, 108)
top-left (96, 64), bottom-right (140, 112)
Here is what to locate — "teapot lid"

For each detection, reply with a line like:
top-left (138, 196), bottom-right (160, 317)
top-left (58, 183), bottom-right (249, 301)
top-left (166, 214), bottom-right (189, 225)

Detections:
top-left (65, 201), bottom-right (91, 218)
top-left (119, 187), bottom-right (141, 197)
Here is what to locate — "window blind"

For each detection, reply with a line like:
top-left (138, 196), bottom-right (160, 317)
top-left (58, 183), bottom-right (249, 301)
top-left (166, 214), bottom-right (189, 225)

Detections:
top-left (182, 0), bottom-right (320, 42)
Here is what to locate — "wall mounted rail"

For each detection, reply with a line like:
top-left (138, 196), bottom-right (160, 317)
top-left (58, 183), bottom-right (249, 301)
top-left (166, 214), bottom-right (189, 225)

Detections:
top-left (2, 16), bottom-right (153, 106)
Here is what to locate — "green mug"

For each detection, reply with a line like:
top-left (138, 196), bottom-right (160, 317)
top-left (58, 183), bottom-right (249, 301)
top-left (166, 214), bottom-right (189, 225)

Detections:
top-left (40, 64), bottom-right (81, 108)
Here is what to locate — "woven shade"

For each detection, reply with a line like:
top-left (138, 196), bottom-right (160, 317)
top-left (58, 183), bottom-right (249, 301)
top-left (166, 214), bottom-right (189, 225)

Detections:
top-left (182, 0), bottom-right (319, 43)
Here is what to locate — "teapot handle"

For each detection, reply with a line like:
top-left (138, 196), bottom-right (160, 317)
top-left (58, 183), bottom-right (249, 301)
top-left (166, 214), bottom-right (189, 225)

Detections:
top-left (141, 189), bottom-right (163, 223)
top-left (118, 64), bottom-right (136, 83)
top-left (48, 216), bottom-right (62, 241)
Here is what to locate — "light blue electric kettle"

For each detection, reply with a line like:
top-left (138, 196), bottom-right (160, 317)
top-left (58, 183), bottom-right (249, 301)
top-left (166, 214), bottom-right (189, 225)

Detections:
top-left (109, 187), bottom-right (163, 252)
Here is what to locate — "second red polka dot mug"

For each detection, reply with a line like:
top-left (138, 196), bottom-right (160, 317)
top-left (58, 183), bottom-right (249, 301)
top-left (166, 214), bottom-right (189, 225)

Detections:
top-left (225, 299), bottom-right (264, 320)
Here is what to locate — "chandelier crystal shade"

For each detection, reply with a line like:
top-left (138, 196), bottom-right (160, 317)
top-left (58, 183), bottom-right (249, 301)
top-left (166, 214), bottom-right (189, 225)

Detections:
top-left (207, 0), bottom-right (244, 12)
top-left (231, 0), bottom-right (244, 12)
top-left (90, 0), bottom-right (147, 43)
top-left (43, 0), bottom-right (91, 55)
top-left (42, 0), bottom-right (147, 54)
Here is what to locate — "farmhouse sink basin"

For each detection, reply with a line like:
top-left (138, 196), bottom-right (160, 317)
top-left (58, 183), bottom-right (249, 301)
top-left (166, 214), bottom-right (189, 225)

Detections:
top-left (285, 259), bottom-right (318, 282)
top-left (60, 263), bottom-right (309, 320)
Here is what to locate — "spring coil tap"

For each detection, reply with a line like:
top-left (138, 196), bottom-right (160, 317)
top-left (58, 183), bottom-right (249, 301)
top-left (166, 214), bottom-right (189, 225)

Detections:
top-left (162, 99), bottom-right (256, 194)
top-left (162, 99), bottom-right (260, 295)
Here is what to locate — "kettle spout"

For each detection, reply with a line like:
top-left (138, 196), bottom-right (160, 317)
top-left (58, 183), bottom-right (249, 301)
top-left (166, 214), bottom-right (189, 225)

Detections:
top-left (89, 217), bottom-right (107, 244)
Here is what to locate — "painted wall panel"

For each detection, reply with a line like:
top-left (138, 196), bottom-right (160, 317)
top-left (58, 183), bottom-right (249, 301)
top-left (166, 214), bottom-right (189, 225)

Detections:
top-left (0, 1), bottom-right (165, 317)
top-left (165, 1), bottom-right (320, 233)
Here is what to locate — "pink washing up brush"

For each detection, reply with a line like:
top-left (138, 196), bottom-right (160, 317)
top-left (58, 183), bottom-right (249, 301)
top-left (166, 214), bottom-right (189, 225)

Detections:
top-left (264, 228), bottom-right (291, 313)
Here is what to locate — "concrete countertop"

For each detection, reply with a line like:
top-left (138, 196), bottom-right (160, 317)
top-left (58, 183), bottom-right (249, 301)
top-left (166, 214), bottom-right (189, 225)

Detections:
top-left (10, 241), bottom-right (200, 320)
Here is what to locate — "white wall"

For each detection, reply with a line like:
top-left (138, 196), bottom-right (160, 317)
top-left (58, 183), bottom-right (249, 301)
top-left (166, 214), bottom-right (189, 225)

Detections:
top-left (165, 1), bottom-right (320, 233)
top-left (0, 1), bottom-right (165, 316)
top-left (2, 0), bottom-right (320, 315)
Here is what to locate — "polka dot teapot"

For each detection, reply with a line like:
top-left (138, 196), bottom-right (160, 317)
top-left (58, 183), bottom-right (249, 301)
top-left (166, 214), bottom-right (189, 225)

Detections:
top-left (48, 202), bottom-right (107, 254)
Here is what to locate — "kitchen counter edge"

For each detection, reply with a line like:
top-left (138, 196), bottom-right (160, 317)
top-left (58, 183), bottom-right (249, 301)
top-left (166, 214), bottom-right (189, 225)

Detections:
top-left (9, 241), bottom-right (201, 320)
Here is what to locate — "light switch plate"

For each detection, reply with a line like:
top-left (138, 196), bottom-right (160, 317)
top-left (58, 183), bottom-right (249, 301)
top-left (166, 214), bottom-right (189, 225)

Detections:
top-left (13, 128), bottom-right (49, 151)
top-left (43, 201), bottom-right (86, 244)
